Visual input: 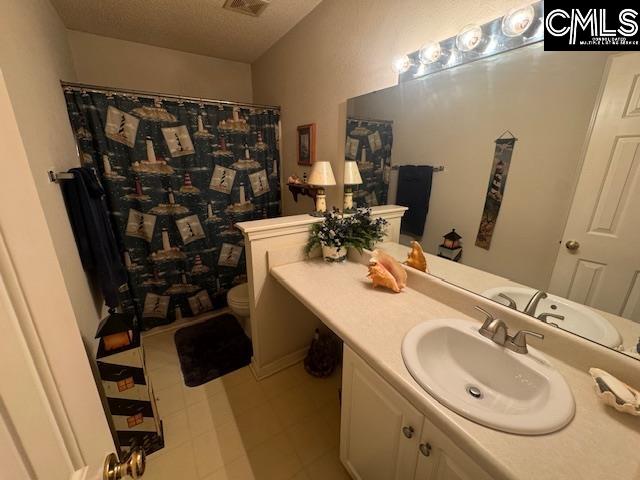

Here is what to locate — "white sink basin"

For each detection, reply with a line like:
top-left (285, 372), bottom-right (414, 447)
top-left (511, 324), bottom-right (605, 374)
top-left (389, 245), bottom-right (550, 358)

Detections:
top-left (482, 286), bottom-right (622, 348)
top-left (402, 318), bottom-right (575, 435)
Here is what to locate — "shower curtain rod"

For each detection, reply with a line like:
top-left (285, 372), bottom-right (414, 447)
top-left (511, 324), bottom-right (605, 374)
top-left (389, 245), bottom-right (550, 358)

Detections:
top-left (60, 81), bottom-right (281, 110)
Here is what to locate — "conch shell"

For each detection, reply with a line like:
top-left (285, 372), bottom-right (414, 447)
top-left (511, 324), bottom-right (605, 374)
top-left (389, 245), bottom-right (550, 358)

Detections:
top-left (367, 249), bottom-right (407, 293)
top-left (367, 263), bottom-right (401, 293)
top-left (404, 241), bottom-right (428, 273)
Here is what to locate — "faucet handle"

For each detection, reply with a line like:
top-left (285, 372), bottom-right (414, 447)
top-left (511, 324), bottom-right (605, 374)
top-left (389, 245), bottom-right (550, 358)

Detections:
top-left (474, 305), bottom-right (495, 328)
top-left (498, 293), bottom-right (517, 309)
top-left (475, 306), bottom-right (510, 346)
top-left (537, 313), bottom-right (565, 323)
top-left (509, 330), bottom-right (544, 354)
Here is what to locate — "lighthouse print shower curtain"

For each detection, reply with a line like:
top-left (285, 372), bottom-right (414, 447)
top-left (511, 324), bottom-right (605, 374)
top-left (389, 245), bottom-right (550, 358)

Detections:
top-left (64, 86), bottom-right (281, 330)
top-left (345, 117), bottom-right (393, 207)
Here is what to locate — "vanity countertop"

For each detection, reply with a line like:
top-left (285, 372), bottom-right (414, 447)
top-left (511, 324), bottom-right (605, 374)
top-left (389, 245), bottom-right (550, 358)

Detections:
top-left (271, 258), bottom-right (640, 480)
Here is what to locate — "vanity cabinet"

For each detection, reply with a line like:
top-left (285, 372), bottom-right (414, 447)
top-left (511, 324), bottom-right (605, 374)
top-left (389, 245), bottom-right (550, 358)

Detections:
top-left (340, 346), bottom-right (423, 479)
top-left (340, 346), bottom-right (491, 480)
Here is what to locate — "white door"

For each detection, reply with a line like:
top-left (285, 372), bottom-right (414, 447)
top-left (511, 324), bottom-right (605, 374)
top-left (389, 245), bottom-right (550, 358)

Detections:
top-left (0, 265), bottom-right (105, 480)
top-left (0, 70), bottom-right (116, 479)
top-left (549, 52), bottom-right (640, 322)
top-left (340, 347), bottom-right (423, 480)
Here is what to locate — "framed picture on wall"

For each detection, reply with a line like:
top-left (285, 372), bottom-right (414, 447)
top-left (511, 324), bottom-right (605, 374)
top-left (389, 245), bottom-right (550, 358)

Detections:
top-left (297, 124), bottom-right (316, 166)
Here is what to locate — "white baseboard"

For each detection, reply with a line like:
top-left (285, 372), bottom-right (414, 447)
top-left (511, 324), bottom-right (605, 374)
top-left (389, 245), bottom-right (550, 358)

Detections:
top-left (250, 346), bottom-right (309, 380)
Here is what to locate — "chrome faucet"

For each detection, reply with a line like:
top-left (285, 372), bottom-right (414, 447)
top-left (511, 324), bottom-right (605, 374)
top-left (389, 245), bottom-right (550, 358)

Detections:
top-left (475, 306), bottom-right (544, 354)
top-left (523, 290), bottom-right (547, 316)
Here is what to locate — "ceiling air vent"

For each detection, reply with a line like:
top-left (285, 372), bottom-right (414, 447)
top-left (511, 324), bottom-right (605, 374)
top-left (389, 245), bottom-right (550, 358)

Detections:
top-left (223, 0), bottom-right (270, 17)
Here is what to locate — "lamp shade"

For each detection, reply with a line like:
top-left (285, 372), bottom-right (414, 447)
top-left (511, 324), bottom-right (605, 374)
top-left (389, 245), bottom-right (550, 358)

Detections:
top-left (343, 160), bottom-right (363, 185)
top-left (308, 161), bottom-right (336, 186)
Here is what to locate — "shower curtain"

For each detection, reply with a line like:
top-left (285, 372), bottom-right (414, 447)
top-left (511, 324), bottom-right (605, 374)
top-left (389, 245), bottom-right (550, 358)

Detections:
top-left (64, 86), bottom-right (281, 330)
top-left (345, 117), bottom-right (393, 207)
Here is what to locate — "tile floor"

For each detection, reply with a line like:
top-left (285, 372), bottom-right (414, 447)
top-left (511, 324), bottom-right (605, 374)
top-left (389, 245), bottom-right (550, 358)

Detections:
top-left (142, 327), bottom-right (350, 480)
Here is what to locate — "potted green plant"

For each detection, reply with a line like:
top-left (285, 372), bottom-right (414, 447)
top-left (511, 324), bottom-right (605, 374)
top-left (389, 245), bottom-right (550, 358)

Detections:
top-left (305, 208), bottom-right (349, 262)
top-left (344, 208), bottom-right (388, 253)
top-left (304, 208), bottom-right (387, 262)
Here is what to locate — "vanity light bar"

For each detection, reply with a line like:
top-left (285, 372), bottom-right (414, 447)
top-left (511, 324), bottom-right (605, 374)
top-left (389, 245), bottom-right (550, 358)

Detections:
top-left (395, 0), bottom-right (544, 83)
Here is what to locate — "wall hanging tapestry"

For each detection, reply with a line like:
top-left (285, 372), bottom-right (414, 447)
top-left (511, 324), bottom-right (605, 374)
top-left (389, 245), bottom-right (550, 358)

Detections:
top-left (475, 132), bottom-right (517, 250)
top-left (63, 84), bottom-right (281, 330)
top-left (345, 117), bottom-right (393, 207)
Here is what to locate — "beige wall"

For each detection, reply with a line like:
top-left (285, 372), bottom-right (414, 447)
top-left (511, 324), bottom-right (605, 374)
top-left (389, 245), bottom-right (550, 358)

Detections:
top-left (350, 47), bottom-right (609, 290)
top-left (68, 30), bottom-right (253, 103)
top-left (251, 0), bottom-right (529, 215)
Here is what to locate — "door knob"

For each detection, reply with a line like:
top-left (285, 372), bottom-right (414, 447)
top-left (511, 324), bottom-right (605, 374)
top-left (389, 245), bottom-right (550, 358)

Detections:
top-left (565, 240), bottom-right (580, 251)
top-left (104, 447), bottom-right (146, 480)
top-left (402, 426), bottom-right (415, 438)
top-left (419, 442), bottom-right (432, 457)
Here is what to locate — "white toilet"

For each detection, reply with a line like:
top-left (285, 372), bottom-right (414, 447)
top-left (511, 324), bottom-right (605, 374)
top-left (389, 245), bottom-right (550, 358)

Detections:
top-left (227, 282), bottom-right (251, 337)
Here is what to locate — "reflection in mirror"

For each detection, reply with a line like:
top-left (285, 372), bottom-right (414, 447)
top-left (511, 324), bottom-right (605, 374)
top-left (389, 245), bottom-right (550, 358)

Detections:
top-left (346, 43), bottom-right (640, 360)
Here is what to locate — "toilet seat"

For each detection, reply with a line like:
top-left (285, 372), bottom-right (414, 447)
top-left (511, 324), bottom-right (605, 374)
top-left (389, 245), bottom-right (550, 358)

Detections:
top-left (227, 283), bottom-right (249, 307)
top-left (227, 283), bottom-right (251, 338)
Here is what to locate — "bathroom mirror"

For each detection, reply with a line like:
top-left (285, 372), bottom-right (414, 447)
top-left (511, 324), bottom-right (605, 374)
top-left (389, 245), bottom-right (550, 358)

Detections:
top-left (345, 43), bottom-right (640, 360)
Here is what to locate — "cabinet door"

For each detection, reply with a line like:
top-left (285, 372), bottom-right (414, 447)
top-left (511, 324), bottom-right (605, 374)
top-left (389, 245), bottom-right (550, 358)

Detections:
top-left (340, 347), bottom-right (423, 480)
top-left (415, 417), bottom-right (492, 480)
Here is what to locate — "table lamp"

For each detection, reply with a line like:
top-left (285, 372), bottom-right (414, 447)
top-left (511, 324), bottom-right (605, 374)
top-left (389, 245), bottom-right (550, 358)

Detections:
top-left (307, 160), bottom-right (336, 216)
top-left (343, 160), bottom-right (363, 212)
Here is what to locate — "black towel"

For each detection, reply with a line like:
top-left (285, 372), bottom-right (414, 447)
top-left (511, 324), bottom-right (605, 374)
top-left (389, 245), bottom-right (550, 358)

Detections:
top-left (62, 166), bottom-right (127, 308)
top-left (396, 165), bottom-right (433, 237)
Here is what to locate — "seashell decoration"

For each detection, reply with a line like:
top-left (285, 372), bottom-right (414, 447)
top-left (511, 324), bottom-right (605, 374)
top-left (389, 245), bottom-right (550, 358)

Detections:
top-left (371, 249), bottom-right (407, 289)
top-left (404, 241), bottom-right (428, 273)
top-left (367, 249), bottom-right (407, 293)
top-left (589, 368), bottom-right (640, 416)
top-left (368, 263), bottom-right (401, 293)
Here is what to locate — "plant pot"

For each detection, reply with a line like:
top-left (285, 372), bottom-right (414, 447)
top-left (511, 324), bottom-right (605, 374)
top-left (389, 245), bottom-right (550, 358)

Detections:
top-left (321, 244), bottom-right (347, 263)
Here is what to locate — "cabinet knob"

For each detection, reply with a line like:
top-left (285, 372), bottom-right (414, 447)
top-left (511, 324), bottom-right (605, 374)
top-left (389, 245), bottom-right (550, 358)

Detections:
top-left (419, 443), bottom-right (432, 457)
top-left (402, 426), bottom-right (414, 438)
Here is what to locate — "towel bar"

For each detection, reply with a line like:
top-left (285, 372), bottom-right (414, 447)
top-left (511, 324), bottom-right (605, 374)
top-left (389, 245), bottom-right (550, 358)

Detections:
top-left (48, 170), bottom-right (74, 183)
top-left (390, 165), bottom-right (444, 172)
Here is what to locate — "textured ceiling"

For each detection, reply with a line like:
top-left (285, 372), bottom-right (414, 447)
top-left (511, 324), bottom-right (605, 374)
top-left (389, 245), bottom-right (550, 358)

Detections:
top-left (50, 0), bottom-right (322, 63)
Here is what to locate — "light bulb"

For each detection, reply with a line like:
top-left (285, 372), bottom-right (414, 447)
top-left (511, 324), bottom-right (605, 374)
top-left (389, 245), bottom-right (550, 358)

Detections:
top-left (391, 55), bottom-right (412, 74)
top-left (455, 24), bottom-right (483, 52)
top-left (502, 5), bottom-right (535, 37)
top-left (418, 42), bottom-right (442, 64)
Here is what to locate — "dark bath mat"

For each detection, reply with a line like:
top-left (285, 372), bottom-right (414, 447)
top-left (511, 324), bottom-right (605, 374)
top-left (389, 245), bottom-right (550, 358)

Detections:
top-left (174, 314), bottom-right (252, 387)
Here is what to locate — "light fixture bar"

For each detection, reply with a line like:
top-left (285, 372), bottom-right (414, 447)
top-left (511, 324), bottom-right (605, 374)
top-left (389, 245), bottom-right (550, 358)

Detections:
top-left (397, 0), bottom-right (544, 84)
